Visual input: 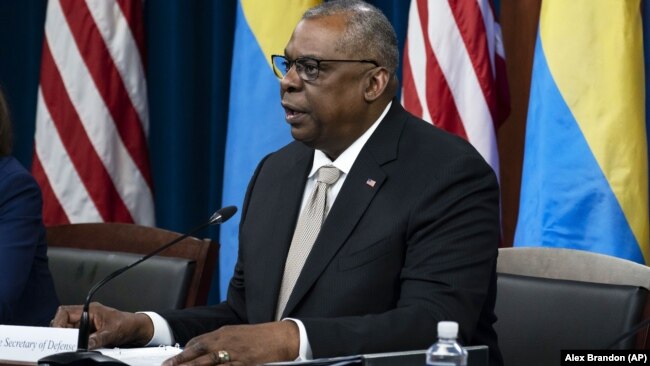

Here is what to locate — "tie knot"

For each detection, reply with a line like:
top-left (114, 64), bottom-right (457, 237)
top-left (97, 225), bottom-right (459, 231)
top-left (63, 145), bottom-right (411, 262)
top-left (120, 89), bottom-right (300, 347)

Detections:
top-left (316, 165), bottom-right (341, 185)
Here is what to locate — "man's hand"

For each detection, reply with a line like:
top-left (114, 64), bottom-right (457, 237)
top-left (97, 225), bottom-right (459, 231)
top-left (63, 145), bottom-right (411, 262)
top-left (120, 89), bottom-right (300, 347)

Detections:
top-left (50, 302), bottom-right (154, 349)
top-left (162, 321), bottom-right (299, 366)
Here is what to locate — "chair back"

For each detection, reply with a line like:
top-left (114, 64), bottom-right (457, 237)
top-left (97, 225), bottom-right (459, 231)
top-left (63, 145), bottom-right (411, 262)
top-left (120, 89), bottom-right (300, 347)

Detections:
top-left (46, 223), bottom-right (219, 311)
top-left (495, 247), bottom-right (650, 366)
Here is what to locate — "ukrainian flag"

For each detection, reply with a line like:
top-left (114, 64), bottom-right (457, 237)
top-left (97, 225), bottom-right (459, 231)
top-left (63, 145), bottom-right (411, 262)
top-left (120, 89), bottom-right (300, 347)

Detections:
top-left (514, 0), bottom-right (649, 264)
top-left (219, 0), bottom-right (320, 299)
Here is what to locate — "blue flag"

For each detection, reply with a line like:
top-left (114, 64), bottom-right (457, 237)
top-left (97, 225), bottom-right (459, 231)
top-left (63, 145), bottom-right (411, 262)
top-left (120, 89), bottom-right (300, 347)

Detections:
top-left (219, 0), bottom-right (321, 300)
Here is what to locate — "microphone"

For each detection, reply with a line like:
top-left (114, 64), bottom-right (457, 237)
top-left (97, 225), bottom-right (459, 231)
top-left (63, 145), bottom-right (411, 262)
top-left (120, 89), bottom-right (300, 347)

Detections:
top-left (38, 206), bottom-right (237, 366)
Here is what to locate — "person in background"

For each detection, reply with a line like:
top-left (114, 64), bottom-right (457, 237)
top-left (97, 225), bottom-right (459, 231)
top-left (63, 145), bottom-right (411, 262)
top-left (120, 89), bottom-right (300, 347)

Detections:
top-left (0, 86), bottom-right (59, 325)
top-left (51, 1), bottom-right (502, 365)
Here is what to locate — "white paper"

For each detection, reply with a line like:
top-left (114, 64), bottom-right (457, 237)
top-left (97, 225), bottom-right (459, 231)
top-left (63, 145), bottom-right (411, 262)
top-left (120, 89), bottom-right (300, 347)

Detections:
top-left (0, 325), bottom-right (78, 362)
top-left (98, 346), bottom-right (182, 366)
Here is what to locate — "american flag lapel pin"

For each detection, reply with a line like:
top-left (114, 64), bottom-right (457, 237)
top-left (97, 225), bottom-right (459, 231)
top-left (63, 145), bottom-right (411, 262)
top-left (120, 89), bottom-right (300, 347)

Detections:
top-left (366, 178), bottom-right (376, 188)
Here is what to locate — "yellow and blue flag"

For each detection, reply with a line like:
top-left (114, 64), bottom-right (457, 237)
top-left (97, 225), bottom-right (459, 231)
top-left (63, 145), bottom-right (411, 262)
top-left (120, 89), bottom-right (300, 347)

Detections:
top-left (514, 0), bottom-right (649, 264)
top-left (219, 0), bottom-right (320, 299)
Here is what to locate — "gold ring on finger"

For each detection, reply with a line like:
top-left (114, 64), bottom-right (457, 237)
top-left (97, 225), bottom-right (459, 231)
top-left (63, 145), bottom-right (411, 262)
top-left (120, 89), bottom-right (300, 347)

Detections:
top-left (217, 350), bottom-right (231, 364)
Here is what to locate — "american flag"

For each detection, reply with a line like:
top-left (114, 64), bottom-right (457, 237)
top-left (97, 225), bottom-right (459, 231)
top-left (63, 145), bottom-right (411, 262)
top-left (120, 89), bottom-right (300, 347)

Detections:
top-left (32, 0), bottom-right (154, 226)
top-left (401, 0), bottom-right (510, 176)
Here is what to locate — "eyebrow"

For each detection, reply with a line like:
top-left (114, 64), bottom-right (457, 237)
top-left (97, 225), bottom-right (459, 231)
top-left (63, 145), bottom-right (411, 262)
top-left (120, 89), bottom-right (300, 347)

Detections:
top-left (283, 53), bottom-right (323, 60)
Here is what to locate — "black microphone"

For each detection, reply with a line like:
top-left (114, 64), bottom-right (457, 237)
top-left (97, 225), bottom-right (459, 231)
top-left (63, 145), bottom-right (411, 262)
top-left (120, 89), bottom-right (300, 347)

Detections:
top-left (38, 206), bottom-right (237, 366)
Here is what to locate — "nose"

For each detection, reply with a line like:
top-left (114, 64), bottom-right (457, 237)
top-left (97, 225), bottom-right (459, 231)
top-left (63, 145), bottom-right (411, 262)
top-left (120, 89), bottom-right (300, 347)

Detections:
top-left (280, 64), bottom-right (302, 94)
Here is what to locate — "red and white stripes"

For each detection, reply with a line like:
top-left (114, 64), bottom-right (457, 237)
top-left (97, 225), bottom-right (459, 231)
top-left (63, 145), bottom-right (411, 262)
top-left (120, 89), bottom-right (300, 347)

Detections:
top-left (401, 0), bottom-right (509, 176)
top-left (32, 0), bottom-right (154, 226)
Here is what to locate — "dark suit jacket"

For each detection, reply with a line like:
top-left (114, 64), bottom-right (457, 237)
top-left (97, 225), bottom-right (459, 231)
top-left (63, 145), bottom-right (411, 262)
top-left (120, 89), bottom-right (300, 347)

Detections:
top-left (162, 102), bottom-right (503, 365)
top-left (0, 156), bottom-right (59, 325)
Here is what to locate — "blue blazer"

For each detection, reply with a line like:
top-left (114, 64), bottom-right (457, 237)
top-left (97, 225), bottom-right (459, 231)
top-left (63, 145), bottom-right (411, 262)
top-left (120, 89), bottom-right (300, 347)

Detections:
top-left (0, 156), bottom-right (59, 326)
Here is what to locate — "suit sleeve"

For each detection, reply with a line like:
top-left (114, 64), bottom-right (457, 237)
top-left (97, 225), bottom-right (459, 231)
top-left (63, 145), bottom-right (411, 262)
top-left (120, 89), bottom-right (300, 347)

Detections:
top-left (0, 170), bottom-right (45, 322)
top-left (160, 154), bottom-right (272, 345)
top-left (301, 152), bottom-right (500, 357)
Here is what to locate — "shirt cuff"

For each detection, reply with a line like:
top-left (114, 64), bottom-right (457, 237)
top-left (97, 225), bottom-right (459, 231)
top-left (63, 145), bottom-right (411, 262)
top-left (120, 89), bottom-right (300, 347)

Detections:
top-left (283, 318), bottom-right (312, 360)
top-left (139, 311), bottom-right (175, 346)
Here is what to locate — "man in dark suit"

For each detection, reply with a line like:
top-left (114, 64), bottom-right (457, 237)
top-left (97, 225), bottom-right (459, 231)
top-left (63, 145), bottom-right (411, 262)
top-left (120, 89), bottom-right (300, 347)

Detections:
top-left (52, 1), bottom-right (503, 365)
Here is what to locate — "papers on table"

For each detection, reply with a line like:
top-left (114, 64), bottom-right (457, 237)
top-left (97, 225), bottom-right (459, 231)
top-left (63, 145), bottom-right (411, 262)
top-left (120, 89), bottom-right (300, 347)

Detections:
top-left (97, 345), bottom-right (182, 366)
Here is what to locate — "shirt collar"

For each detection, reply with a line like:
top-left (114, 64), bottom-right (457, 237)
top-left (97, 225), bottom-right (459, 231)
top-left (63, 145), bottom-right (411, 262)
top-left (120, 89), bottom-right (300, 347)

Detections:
top-left (308, 101), bottom-right (392, 178)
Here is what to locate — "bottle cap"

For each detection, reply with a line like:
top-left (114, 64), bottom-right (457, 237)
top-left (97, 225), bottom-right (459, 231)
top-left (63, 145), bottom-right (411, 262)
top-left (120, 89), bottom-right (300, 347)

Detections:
top-left (437, 321), bottom-right (459, 338)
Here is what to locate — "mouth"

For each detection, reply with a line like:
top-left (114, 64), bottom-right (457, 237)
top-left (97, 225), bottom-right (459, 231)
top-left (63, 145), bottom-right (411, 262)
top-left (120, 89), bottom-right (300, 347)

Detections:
top-left (282, 103), bottom-right (307, 122)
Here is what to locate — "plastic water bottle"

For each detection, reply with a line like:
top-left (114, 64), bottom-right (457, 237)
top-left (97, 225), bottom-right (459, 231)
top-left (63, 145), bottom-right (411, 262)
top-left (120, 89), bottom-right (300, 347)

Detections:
top-left (426, 321), bottom-right (468, 366)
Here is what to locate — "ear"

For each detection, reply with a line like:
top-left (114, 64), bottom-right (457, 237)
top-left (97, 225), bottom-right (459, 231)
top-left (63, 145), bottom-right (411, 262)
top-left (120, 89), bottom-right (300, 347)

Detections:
top-left (363, 67), bottom-right (390, 102)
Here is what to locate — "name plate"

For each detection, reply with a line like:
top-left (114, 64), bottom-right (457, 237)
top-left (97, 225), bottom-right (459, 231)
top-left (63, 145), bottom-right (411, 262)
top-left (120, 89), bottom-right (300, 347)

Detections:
top-left (0, 325), bottom-right (78, 362)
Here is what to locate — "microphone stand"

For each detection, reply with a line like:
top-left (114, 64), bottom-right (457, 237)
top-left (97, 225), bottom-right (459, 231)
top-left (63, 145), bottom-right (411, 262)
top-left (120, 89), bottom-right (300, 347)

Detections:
top-left (38, 206), bottom-right (237, 366)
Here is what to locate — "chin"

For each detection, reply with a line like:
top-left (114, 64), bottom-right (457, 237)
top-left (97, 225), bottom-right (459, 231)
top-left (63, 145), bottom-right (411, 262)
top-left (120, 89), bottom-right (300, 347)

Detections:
top-left (290, 129), bottom-right (310, 143)
top-left (292, 135), bottom-right (318, 150)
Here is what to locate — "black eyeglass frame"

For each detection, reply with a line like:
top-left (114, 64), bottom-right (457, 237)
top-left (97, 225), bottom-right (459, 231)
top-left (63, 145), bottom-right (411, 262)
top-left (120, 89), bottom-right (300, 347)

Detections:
top-left (271, 54), bottom-right (379, 81)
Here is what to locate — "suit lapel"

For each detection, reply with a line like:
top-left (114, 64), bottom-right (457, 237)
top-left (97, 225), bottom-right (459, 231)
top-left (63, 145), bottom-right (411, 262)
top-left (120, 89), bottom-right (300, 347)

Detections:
top-left (256, 146), bottom-right (312, 322)
top-left (281, 101), bottom-right (407, 317)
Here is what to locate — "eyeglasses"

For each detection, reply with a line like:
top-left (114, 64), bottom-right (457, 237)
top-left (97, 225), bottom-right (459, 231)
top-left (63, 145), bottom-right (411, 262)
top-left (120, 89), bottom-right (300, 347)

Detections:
top-left (271, 55), bottom-right (379, 81)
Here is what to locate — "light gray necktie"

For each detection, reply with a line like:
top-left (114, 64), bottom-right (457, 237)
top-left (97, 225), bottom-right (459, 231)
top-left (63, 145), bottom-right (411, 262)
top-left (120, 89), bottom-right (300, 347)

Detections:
top-left (275, 165), bottom-right (341, 320)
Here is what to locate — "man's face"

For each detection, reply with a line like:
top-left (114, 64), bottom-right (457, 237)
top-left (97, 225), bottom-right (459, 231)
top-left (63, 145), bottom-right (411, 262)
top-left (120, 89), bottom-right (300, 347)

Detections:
top-left (280, 15), bottom-right (373, 159)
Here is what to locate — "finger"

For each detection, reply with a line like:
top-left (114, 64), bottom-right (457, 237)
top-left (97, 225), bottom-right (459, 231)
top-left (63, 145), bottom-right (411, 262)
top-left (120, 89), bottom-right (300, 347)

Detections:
top-left (162, 343), bottom-right (209, 366)
top-left (51, 306), bottom-right (80, 328)
top-left (174, 352), bottom-right (228, 366)
top-left (50, 307), bottom-right (70, 328)
top-left (88, 329), bottom-right (115, 349)
top-left (212, 350), bottom-right (236, 365)
top-left (220, 357), bottom-right (244, 366)
top-left (221, 362), bottom-right (245, 366)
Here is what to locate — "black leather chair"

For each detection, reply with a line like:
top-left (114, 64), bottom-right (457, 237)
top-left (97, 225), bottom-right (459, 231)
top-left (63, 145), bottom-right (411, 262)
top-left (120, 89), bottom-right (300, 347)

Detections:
top-left (48, 248), bottom-right (194, 312)
top-left (46, 223), bottom-right (219, 312)
top-left (495, 247), bottom-right (650, 366)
